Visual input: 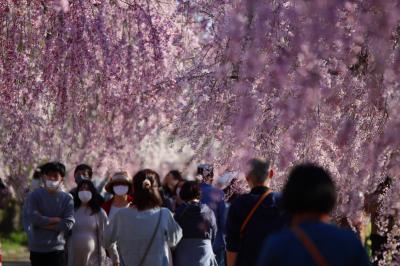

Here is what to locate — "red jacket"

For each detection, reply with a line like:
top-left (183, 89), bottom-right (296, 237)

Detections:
top-left (102, 195), bottom-right (133, 215)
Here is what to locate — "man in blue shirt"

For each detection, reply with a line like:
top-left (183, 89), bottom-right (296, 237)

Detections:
top-left (257, 163), bottom-right (371, 266)
top-left (198, 163), bottom-right (227, 266)
top-left (226, 159), bottom-right (285, 266)
top-left (26, 162), bottom-right (75, 266)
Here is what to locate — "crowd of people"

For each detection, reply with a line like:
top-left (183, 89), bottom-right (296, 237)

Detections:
top-left (19, 159), bottom-right (374, 266)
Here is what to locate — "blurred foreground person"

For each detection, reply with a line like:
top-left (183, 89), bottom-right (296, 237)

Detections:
top-left (174, 181), bottom-right (218, 266)
top-left (105, 169), bottom-right (182, 266)
top-left (257, 163), bottom-right (371, 266)
top-left (226, 159), bottom-right (285, 266)
top-left (198, 163), bottom-right (227, 266)
top-left (26, 162), bottom-right (75, 266)
top-left (67, 180), bottom-right (119, 266)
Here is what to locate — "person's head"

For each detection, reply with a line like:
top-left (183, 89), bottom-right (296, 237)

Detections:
top-left (179, 181), bottom-right (201, 202)
top-left (163, 170), bottom-right (183, 190)
top-left (75, 179), bottom-right (101, 214)
top-left (74, 164), bottom-right (93, 185)
top-left (0, 177), bottom-right (11, 209)
top-left (105, 171), bottom-right (132, 197)
top-left (41, 162), bottom-right (66, 193)
top-left (197, 164), bottom-right (214, 184)
top-left (132, 169), bottom-right (163, 211)
top-left (282, 163), bottom-right (336, 216)
top-left (245, 159), bottom-right (273, 188)
top-left (30, 166), bottom-right (43, 190)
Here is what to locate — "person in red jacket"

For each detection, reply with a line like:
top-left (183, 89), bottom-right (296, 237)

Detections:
top-left (102, 171), bottom-right (133, 220)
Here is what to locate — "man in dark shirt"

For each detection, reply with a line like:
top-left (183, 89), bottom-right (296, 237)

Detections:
top-left (226, 159), bottom-right (285, 266)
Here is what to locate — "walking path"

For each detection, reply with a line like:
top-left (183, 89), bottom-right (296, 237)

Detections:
top-left (4, 262), bottom-right (30, 266)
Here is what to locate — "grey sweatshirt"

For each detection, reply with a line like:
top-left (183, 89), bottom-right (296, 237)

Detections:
top-left (26, 187), bottom-right (75, 252)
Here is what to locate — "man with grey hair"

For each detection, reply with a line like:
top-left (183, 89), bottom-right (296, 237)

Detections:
top-left (226, 159), bottom-right (286, 266)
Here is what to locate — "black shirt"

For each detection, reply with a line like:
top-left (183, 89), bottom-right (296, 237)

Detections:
top-left (226, 186), bottom-right (287, 266)
top-left (174, 202), bottom-right (217, 241)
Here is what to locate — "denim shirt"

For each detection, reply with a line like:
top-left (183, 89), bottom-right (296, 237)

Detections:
top-left (200, 183), bottom-right (227, 250)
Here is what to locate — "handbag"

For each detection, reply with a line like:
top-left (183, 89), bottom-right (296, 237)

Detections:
top-left (138, 209), bottom-right (163, 266)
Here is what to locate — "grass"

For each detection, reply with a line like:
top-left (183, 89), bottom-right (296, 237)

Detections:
top-left (0, 230), bottom-right (30, 261)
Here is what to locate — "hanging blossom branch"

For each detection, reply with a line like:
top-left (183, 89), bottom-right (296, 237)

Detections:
top-left (0, 2), bottom-right (399, 261)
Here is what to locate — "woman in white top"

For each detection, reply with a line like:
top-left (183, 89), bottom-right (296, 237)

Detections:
top-left (68, 180), bottom-right (119, 266)
top-left (105, 169), bottom-right (183, 266)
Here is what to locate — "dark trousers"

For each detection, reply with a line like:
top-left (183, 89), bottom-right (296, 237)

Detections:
top-left (30, 251), bottom-right (66, 266)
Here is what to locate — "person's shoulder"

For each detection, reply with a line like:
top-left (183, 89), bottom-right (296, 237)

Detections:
top-left (160, 207), bottom-right (174, 217)
top-left (29, 187), bottom-right (43, 197)
top-left (230, 191), bottom-right (252, 205)
top-left (119, 206), bottom-right (134, 214)
top-left (175, 203), bottom-right (187, 214)
top-left (59, 190), bottom-right (74, 201)
top-left (200, 202), bottom-right (212, 211)
top-left (211, 184), bottom-right (224, 194)
top-left (270, 191), bottom-right (281, 198)
top-left (98, 208), bottom-right (108, 218)
top-left (200, 204), bottom-right (216, 219)
top-left (326, 223), bottom-right (361, 243)
top-left (264, 228), bottom-right (294, 250)
top-left (268, 191), bottom-right (282, 205)
top-left (309, 222), bottom-right (361, 246)
top-left (113, 207), bottom-right (134, 221)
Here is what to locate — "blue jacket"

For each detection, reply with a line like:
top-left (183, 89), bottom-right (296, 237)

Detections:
top-left (257, 221), bottom-right (371, 266)
top-left (200, 183), bottom-right (227, 250)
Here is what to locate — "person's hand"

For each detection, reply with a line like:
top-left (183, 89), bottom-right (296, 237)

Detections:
top-left (41, 224), bottom-right (58, 231)
top-left (49, 217), bottom-right (62, 224)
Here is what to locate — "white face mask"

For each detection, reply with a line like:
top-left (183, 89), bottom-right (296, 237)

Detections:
top-left (78, 191), bottom-right (92, 203)
top-left (45, 180), bottom-right (60, 190)
top-left (31, 179), bottom-right (42, 190)
top-left (113, 185), bottom-right (129, 196)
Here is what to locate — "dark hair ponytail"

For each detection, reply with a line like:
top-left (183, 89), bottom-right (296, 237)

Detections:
top-left (132, 169), bottom-right (163, 211)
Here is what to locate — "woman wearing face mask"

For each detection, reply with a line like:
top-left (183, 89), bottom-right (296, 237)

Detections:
top-left (102, 172), bottom-right (133, 220)
top-left (68, 180), bottom-right (120, 266)
top-left (105, 169), bottom-right (182, 266)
